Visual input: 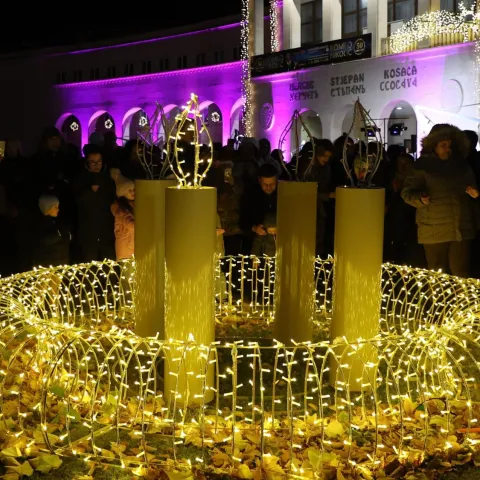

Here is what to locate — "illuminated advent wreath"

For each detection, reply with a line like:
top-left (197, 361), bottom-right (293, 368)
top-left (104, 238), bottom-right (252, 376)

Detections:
top-left (0, 253), bottom-right (479, 478)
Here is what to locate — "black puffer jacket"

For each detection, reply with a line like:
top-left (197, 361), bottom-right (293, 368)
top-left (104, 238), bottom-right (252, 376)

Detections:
top-left (73, 166), bottom-right (115, 244)
top-left (31, 211), bottom-right (71, 268)
top-left (402, 125), bottom-right (477, 244)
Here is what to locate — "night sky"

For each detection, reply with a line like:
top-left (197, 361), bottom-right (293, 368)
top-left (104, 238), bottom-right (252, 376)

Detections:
top-left (0, 1), bottom-right (254, 53)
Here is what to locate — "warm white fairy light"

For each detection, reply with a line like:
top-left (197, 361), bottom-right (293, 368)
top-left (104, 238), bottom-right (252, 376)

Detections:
top-left (389, 6), bottom-right (480, 53)
top-left (270, 0), bottom-right (280, 52)
top-left (241, 0), bottom-right (253, 137)
top-left (476, 41), bottom-right (480, 116)
top-left (104, 118), bottom-right (113, 129)
top-left (164, 93), bottom-right (213, 187)
top-left (474, 2), bottom-right (480, 117)
top-left (69, 121), bottom-right (79, 132)
top-left (1, 257), bottom-right (480, 477)
top-left (210, 111), bottom-right (221, 123)
top-left (138, 116), bottom-right (148, 127)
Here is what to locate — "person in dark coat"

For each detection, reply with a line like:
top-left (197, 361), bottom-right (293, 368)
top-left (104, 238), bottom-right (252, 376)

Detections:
top-left (74, 145), bottom-right (116, 263)
top-left (402, 124), bottom-right (479, 277)
top-left (305, 139), bottom-right (334, 257)
top-left (240, 163), bottom-right (278, 256)
top-left (464, 130), bottom-right (480, 277)
top-left (464, 130), bottom-right (480, 184)
top-left (28, 127), bottom-right (75, 223)
top-left (384, 153), bottom-right (425, 266)
top-left (31, 195), bottom-right (71, 268)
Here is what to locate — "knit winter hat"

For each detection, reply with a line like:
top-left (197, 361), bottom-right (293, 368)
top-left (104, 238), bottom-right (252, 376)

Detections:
top-left (111, 168), bottom-right (134, 197)
top-left (241, 137), bottom-right (260, 150)
top-left (42, 126), bottom-right (61, 139)
top-left (38, 194), bottom-right (59, 215)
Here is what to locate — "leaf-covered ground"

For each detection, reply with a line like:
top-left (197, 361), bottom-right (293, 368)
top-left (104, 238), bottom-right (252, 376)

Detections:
top-left (1, 310), bottom-right (479, 480)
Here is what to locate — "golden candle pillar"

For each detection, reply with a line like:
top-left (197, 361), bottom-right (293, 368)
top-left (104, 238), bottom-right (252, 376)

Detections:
top-left (274, 181), bottom-right (317, 344)
top-left (134, 179), bottom-right (175, 338)
top-left (331, 187), bottom-right (385, 392)
top-left (164, 187), bottom-right (216, 405)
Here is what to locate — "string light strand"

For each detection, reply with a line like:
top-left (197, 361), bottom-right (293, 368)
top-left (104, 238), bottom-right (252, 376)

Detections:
top-left (241, 0), bottom-right (254, 137)
top-left (270, 0), bottom-right (280, 52)
top-left (389, 6), bottom-right (480, 54)
top-left (164, 93), bottom-right (213, 187)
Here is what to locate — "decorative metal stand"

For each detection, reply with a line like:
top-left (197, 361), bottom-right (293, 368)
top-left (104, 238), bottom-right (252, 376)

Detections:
top-left (278, 109), bottom-right (316, 180)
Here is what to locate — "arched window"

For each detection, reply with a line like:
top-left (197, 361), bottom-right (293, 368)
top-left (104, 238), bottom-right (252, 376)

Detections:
top-left (388, 0), bottom-right (417, 23)
top-left (342, 0), bottom-right (367, 38)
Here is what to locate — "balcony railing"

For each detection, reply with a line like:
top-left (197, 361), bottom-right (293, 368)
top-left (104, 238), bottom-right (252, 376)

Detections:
top-left (382, 10), bottom-right (480, 55)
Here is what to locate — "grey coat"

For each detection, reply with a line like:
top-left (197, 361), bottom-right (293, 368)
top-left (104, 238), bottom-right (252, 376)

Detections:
top-left (402, 156), bottom-right (477, 244)
top-left (402, 124), bottom-right (478, 245)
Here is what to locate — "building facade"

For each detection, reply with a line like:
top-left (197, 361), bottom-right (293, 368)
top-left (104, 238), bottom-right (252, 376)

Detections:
top-left (252, 41), bottom-right (479, 157)
top-left (0, 15), bottom-right (267, 153)
top-left (0, 0), bottom-right (477, 155)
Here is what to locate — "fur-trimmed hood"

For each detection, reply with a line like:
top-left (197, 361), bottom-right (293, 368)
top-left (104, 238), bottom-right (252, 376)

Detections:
top-left (421, 124), bottom-right (470, 159)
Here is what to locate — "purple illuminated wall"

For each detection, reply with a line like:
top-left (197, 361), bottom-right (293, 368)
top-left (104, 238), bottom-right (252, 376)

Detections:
top-left (53, 62), bottom-right (243, 147)
top-left (251, 42), bottom-right (480, 158)
top-left (53, 41), bottom-right (479, 156)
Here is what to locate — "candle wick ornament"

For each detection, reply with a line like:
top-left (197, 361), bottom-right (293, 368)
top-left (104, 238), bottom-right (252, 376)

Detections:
top-left (343, 99), bottom-right (383, 188)
top-left (278, 109), bottom-right (316, 181)
top-left (135, 103), bottom-right (172, 180)
top-left (165, 93), bottom-right (213, 188)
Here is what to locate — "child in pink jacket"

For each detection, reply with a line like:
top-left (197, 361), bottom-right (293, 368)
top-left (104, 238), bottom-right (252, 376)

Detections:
top-left (110, 169), bottom-right (135, 260)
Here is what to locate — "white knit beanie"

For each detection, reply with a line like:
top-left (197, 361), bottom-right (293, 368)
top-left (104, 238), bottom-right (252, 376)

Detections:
top-left (111, 168), bottom-right (135, 198)
top-left (38, 194), bottom-right (59, 215)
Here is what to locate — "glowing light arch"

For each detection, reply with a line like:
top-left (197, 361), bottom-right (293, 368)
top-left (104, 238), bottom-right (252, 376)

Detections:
top-left (55, 112), bottom-right (77, 132)
top-left (122, 107), bottom-right (148, 144)
top-left (56, 113), bottom-right (82, 149)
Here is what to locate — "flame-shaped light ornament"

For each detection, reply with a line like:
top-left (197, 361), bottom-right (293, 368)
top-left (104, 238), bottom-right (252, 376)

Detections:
top-left (343, 99), bottom-right (383, 187)
top-left (135, 103), bottom-right (172, 179)
top-left (278, 109), bottom-right (316, 180)
top-left (165, 93), bottom-right (213, 187)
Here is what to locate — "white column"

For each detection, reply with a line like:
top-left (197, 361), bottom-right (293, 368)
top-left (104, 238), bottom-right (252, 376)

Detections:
top-left (134, 180), bottom-right (176, 338)
top-left (330, 187), bottom-right (385, 392)
top-left (164, 187), bottom-right (217, 405)
top-left (322, 0), bottom-right (342, 42)
top-left (254, 0), bottom-right (265, 55)
top-left (283, 0), bottom-right (301, 49)
top-left (367, 0), bottom-right (388, 57)
top-left (274, 182), bottom-right (317, 344)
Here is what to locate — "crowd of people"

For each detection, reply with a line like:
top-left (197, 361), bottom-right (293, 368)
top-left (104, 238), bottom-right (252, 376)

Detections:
top-left (0, 122), bottom-right (480, 279)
